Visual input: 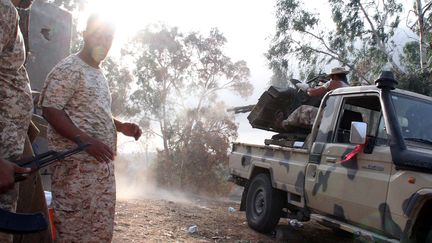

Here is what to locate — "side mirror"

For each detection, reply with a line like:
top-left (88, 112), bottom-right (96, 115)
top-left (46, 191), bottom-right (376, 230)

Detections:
top-left (350, 122), bottom-right (367, 144)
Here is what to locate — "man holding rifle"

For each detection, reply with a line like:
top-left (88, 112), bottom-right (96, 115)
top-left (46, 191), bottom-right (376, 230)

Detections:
top-left (0, 0), bottom-right (34, 241)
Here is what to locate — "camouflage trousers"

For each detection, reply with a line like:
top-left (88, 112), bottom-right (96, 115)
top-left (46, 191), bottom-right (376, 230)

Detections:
top-left (51, 155), bottom-right (116, 243)
top-left (283, 105), bottom-right (318, 128)
top-left (0, 115), bottom-right (31, 242)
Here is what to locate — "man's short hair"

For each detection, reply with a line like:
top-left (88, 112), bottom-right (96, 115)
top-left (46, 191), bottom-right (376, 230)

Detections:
top-left (86, 14), bottom-right (116, 34)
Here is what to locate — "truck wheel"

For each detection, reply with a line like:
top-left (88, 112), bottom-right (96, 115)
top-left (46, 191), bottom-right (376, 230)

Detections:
top-left (425, 227), bottom-right (432, 243)
top-left (246, 173), bottom-right (283, 233)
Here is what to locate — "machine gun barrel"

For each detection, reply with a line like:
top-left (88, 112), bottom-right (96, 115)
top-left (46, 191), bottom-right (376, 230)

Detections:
top-left (226, 104), bottom-right (255, 114)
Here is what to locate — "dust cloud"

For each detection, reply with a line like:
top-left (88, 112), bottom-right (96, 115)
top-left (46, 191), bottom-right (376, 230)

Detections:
top-left (114, 151), bottom-right (243, 206)
top-left (114, 152), bottom-right (194, 204)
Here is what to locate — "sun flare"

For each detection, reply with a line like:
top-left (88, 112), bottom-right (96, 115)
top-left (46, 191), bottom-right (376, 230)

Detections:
top-left (76, 0), bottom-right (165, 54)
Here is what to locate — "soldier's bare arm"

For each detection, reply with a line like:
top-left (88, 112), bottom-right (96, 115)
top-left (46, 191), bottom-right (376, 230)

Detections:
top-left (307, 86), bottom-right (327, 97)
top-left (42, 107), bottom-right (115, 163)
top-left (0, 158), bottom-right (30, 194)
top-left (114, 119), bottom-right (142, 141)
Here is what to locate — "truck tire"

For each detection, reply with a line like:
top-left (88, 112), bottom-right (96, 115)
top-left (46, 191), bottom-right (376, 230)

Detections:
top-left (426, 228), bottom-right (432, 243)
top-left (246, 173), bottom-right (283, 233)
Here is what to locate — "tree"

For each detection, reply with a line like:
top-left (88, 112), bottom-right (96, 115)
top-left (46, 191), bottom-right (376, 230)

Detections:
top-left (178, 104), bottom-right (238, 195)
top-left (102, 57), bottom-right (134, 117)
top-left (407, 0), bottom-right (432, 70)
top-left (393, 1), bottom-right (432, 95)
top-left (398, 40), bottom-right (432, 95)
top-left (267, 59), bottom-right (292, 88)
top-left (123, 25), bottom-right (252, 194)
top-left (156, 103), bottom-right (238, 194)
top-left (268, 0), bottom-right (404, 84)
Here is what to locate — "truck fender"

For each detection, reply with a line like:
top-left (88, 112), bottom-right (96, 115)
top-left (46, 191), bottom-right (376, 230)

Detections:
top-left (247, 164), bottom-right (276, 187)
top-left (402, 189), bottom-right (432, 239)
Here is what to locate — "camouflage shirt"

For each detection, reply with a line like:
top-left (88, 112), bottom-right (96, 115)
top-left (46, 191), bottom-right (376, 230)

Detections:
top-left (39, 54), bottom-right (117, 153)
top-left (0, 0), bottom-right (33, 159)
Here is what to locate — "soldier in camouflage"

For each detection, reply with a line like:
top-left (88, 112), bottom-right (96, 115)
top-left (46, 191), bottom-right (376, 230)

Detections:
top-left (281, 67), bottom-right (349, 129)
top-left (39, 14), bottom-right (142, 242)
top-left (0, 0), bottom-right (34, 241)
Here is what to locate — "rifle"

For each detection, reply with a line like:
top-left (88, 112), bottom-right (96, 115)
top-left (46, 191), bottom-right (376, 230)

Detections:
top-left (0, 143), bottom-right (89, 234)
top-left (14, 142), bottom-right (89, 182)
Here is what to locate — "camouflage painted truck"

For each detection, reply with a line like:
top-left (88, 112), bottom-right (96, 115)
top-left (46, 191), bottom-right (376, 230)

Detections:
top-left (228, 74), bottom-right (432, 242)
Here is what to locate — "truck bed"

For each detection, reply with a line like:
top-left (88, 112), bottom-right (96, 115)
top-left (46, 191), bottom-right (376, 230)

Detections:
top-left (229, 142), bottom-right (309, 197)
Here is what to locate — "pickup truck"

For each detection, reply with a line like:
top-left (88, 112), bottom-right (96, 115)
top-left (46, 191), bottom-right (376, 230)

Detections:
top-left (228, 73), bottom-right (432, 242)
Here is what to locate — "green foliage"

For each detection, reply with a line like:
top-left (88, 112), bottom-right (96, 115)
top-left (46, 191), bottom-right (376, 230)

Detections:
top-left (400, 41), bottom-right (421, 73)
top-left (125, 26), bottom-right (190, 121)
top-left (268, 0), bottom-right (432, 95)
top-left (268, 0), bottom-right (404, 85)
top-left (397, 71), bottom-right (432, 96)
top-left (267, 62), bottom-right (291, 88)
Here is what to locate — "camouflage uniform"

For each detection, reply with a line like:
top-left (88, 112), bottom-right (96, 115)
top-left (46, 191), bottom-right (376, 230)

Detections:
top-left (39, 54), bottom-right (117, 242)
top-left (0, 0), bottom-right (33, 242)
top-left (283, 105), bottom-right (318, 128)
top-left (283, 80), bottom-right (348, 128)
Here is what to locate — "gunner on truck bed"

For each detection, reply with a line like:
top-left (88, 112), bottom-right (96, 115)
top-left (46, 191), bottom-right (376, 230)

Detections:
top-left (281, 67), bottom-right (350, 129)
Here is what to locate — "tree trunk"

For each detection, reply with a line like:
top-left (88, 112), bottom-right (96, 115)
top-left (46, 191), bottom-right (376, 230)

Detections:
top-left (415, 0), bottom-right (427, 70)
top-left (358, 1), bottom-right (403, 75)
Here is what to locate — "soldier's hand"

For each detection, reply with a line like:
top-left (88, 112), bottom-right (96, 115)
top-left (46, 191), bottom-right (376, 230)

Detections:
top-left (295, 83), bottom-right (309, 92)
top-left (0, 158), bottom-right (31, 194)
top-left (119, 122), bottom-right (142, 141)
top-left (80, 135), bottom-right (115, 163)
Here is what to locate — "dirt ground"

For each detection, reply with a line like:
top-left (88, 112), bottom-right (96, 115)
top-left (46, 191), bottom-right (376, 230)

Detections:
top-left (112, 193), bottom-right (358, 243)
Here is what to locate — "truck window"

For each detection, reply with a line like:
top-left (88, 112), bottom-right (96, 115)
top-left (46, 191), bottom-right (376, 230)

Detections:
top-left (375, 115), bottom-right (389, 146)
top-left (315, 95), bottom-right (340, 143)
top-left (334, 95), bottom-right (384, 144)
top-left (392, 94), bottom-right (432, 147)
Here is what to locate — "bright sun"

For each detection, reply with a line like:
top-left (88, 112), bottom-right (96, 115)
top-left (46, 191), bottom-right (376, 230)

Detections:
top-left (76, 0), bottom-right (165, 55)
top-left (75, 0), bottom-right (242, 56)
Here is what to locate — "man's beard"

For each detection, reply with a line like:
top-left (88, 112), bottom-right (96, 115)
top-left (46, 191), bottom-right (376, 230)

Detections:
top-left (91, 46), bottom-right (109, 63)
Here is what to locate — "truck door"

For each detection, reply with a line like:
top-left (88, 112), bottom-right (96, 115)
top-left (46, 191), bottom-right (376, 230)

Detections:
top-left (305, 94), bottom-right (392, 231)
